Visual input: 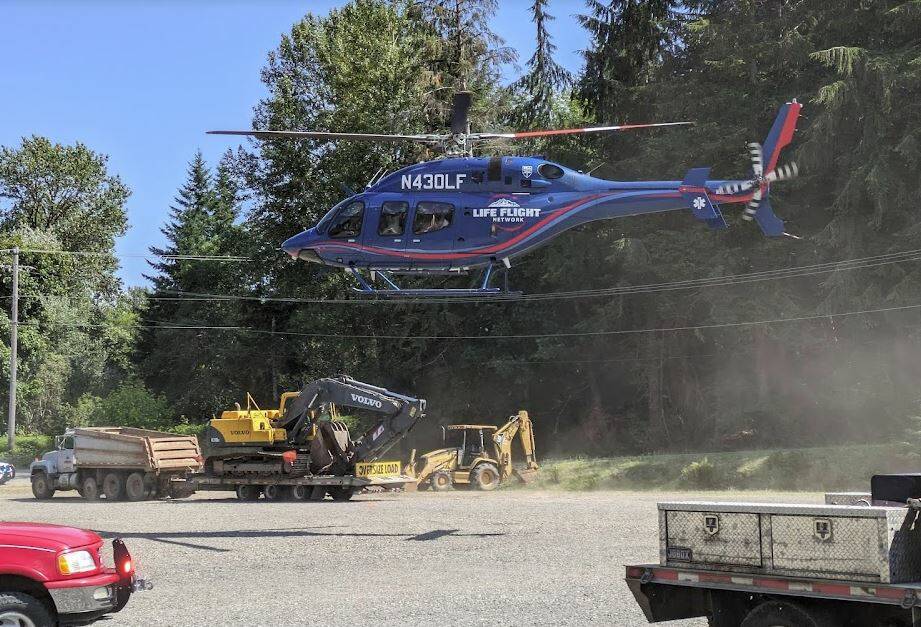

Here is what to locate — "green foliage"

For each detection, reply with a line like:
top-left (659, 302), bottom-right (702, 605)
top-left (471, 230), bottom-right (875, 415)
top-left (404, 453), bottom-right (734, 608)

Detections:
top-left (0, 433), bottom-right (53, 468)
top-left (85, 380), bottom-right (172, 430)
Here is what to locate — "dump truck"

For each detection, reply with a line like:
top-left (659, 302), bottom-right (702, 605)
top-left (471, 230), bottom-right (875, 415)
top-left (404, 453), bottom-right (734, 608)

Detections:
top-left (625, 473), bottom-right (921, 626)
top-left (30, 427), bottom-right (203, 501)
top-left (190, 375), bottom-right (426, 501)
top-left (407, 410), bottom-right (538, 491)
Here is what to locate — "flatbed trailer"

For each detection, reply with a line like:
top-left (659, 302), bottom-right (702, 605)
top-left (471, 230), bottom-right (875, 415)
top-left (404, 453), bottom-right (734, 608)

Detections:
top-left (180, 472), bottom-right (412, 501)
top-left (625, 563), bottom-right (921, 626)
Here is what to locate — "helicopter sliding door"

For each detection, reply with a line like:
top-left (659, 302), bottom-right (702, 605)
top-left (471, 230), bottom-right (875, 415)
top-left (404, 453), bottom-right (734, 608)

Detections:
top-left (405, 200), bottom-right (457, 268)
top-left (363, 199), bottom-right (409, 267)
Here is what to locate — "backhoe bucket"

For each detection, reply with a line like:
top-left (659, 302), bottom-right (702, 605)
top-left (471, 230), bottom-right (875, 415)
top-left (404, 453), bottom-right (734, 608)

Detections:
top-left (513, 468), bottom-right (540, 484)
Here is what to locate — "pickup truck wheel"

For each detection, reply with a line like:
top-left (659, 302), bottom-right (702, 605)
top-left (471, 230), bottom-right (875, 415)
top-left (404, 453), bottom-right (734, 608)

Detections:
top-left (741, 600), bottom-right (836, 627)
top-left (430, 470), bottom-right (453, 492)
top-left (103, 472), bottom-right (125, 500)
top-left (81, 476), bottom-right (100, 501)
top-left (471, 463), bottom-right (500, 491)
top-left (125, 472), bottom-right (147, 501)
top-left (30, 473), bottom-right (54, 500)
top-left (235, 485), bottom-right (261, 501)
top-left (0, 591), bottom-right (54, 627)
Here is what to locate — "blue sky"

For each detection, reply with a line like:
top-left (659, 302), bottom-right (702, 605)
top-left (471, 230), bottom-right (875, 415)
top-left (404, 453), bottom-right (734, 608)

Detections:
top-left (0, 1), bottom-right (588, 286)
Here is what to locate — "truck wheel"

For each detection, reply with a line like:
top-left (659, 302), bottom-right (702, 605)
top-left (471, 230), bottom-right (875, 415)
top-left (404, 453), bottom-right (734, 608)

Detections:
top-left (236, 485), bottom-right (261, 501)
top-left (741, 600), bottom-right (836, 627)
top-left (103, 472), bottom-right (125, 500)
top-left (0, 591), bottom-right (55, 627)
top-left (125, 472), bottom-right (147, 501)
top-left (431, 470), bottom-right (453, 492)
top-left (329, 487), bottom-right (354, 501)
top-left (263, 484), bottom-right (288, 501)
top-left (471, 463), bottom-right (500, 491)
top-left (81, 476), bottom-right (100, 501)
top-left (291, 485), bottom-right (309, 500)
top-left (30, 473), bottom-right (54, 500)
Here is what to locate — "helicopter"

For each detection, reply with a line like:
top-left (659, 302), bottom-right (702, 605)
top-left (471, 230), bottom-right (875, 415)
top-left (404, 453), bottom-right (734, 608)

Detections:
top-left (210, 93), bottom-right (801, 298)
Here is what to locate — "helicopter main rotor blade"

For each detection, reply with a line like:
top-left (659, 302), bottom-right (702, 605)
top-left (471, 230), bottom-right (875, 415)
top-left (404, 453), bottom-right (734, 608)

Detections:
top-left (207, 129), bottom-right (449, 144)
top-left (472, 121), bottom-right (694, 141)
top-left (449, 91), bottom-right (472, 135)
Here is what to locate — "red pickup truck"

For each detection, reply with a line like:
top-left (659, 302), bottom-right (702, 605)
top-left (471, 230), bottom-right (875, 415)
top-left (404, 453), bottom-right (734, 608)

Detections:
top-left (0, 522), bottom-right (150, 626)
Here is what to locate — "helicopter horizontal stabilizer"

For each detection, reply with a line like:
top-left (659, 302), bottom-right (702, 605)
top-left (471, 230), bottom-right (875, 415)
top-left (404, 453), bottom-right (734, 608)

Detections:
top-left (680, 167), bottom-right (728, 230)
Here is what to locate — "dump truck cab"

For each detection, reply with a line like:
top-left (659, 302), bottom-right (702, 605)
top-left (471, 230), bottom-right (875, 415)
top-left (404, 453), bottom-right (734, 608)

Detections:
top-left (411, 411), bottom-right (539, 492)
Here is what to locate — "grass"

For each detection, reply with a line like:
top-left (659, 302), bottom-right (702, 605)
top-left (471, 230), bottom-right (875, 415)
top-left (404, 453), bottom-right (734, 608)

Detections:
top-left (530, 442), bottom-right (917, 492)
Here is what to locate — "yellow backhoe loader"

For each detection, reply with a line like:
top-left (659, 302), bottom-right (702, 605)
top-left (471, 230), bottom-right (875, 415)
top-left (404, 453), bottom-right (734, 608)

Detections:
top-left (406, 410), bottom-right (538, 491)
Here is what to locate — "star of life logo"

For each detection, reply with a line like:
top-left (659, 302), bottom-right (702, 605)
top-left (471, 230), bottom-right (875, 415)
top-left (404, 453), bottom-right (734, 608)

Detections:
top-left (472, 197), bottom-right (541, 223)
top-left (693, 197), bottom-right (707, 210)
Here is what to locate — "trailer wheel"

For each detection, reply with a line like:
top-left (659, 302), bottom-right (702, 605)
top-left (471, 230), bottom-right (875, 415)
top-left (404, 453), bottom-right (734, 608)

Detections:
top-left (431, 470), bottom-right (453, 492)
top-left (30, 473), bottom-right (55, 500)
top-left (291, 485), bottom-right (309, 500)
top-left (235, 485), bottom-right (261, 501)
top-left (329, 487), bottom-right (354, 501)
top-left (103, 472), bottom-right (125, 500)
top-left (0, 591), bottom-right (55, 627)
top-left (741, 600), bottom-right (836, 627)
top-left (125, 472), bottom-right (147, 501)
top-left (263, 484), bottom-right (288, 501)
top-left (471, 463), bottom-right (500, 491)
top-left (81, 476), bottom-right (100, 501)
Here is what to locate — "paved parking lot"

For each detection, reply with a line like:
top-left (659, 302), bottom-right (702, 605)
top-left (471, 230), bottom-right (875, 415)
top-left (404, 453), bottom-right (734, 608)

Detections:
top-left (0, 477), bottom-right (816, 626)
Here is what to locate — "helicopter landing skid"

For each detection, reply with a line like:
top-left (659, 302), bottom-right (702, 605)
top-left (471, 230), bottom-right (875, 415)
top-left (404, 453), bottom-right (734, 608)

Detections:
top-left (347, 266), bottom-right (521, 299)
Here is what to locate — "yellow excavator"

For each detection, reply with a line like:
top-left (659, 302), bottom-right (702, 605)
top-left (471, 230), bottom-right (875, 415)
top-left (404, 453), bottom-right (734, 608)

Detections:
top-left (406, 410), bottom-right (538, 491)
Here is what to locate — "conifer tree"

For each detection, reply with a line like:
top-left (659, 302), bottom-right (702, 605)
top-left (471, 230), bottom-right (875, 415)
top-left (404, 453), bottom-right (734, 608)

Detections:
top-left (512, 0), bottom-right (573, 128)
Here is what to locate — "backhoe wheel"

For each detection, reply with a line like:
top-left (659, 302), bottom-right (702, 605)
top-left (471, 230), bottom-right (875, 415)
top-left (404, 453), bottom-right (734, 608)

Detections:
top-left (125, 472), bottom-right (147, 502)
top-left (0, 591), bottom-right (55, 627)
top-left (430, 470), bottom-right (453, 492)
top-left (30, 473), bottom-right (54, 500)
top-left (236, 485), bottom-right (261, 501)
top-left (471, 463), bottom-right (500, 491)
top-left (81, 476), bottom-right (100, 501)
top-left (263, 484), bottom-right (288, 501)
top-left (103, 472), bottom-right (125, 500)
top-left (291, 485), bottom-right (309, 500)
top-left (329, 487), bottom-right (354, 501)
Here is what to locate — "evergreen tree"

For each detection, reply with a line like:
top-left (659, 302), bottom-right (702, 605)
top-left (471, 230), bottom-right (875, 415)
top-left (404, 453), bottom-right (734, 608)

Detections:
top-left (511, 0), bottom-right (573, 128)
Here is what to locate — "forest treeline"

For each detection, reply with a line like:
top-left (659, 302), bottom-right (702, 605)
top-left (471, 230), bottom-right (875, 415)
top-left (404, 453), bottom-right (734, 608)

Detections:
top-left (2, 0), bottom-right (920, 456)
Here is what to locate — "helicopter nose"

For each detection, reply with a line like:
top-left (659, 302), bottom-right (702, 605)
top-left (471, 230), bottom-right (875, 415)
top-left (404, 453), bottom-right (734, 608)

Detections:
top-left (281, 228), bottom-right (321, 262)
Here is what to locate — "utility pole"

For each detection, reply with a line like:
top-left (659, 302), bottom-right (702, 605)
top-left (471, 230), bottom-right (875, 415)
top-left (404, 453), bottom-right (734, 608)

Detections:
top-left (7, 247), bottom-right (18, 452)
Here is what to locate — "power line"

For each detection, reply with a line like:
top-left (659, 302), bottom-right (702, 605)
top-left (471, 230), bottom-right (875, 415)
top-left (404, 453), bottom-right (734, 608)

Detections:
top-left (149, 247), bottom-right (921, 305)
top-left (20, 300), bottom-right (921, 341)
top-left (2, 248), bottom-right (251, 262)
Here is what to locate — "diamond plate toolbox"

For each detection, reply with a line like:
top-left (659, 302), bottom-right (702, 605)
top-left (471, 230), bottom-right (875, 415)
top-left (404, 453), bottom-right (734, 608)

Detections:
top-left (659, 501), bottom-right (921, 583)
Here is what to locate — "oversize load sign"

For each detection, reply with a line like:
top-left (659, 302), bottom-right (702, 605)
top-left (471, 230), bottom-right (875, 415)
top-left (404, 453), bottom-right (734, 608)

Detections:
top-left (355, 460), bottom-right (401, 477)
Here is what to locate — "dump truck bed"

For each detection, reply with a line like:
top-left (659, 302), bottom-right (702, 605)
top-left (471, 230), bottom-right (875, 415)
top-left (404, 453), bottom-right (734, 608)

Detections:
top-left (73, 427), bottom-right (202, 473)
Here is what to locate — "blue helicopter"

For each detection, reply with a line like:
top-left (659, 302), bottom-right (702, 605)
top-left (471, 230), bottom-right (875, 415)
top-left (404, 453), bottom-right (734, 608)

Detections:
top-left (211, 93), bottom-right (801, 298)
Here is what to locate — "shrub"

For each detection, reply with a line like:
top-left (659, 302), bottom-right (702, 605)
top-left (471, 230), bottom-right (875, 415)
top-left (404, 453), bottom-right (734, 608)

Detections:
top-left (0, 433), bottom-right (54, 468)
top-left (679, 457), bottom-right (725, 489)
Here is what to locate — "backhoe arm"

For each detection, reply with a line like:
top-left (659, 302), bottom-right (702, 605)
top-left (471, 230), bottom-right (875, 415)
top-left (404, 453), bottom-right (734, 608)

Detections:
top-left (493, 410), bottom-right (539, 482)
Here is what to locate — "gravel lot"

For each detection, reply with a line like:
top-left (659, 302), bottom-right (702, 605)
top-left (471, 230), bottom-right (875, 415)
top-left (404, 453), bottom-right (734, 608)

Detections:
top-left (0, 476), bottom-right (817, 626)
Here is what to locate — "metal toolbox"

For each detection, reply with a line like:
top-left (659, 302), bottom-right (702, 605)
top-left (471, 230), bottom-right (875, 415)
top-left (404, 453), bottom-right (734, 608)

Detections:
top-left (659, 501), bottom-right (921, 583)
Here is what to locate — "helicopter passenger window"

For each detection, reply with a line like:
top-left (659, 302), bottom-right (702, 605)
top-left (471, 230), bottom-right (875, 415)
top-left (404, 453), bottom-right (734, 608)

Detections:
top-left (413, 201), bottom-right (453, 234)
top-left (378, 201), bottom-right (408, 236)
top-left (328, 201), bottom-right (364, 238)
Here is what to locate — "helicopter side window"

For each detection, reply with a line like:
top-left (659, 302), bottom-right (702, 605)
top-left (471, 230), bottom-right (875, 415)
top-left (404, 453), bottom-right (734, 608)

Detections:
top-left (539, 163), bottom-right (565, 179)
top-left (378, 201), bottom-right (407, 236)
top-left (413, 201), bottom-right (453, 235)
top-left (328, 201), bottom-right (364, 239)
